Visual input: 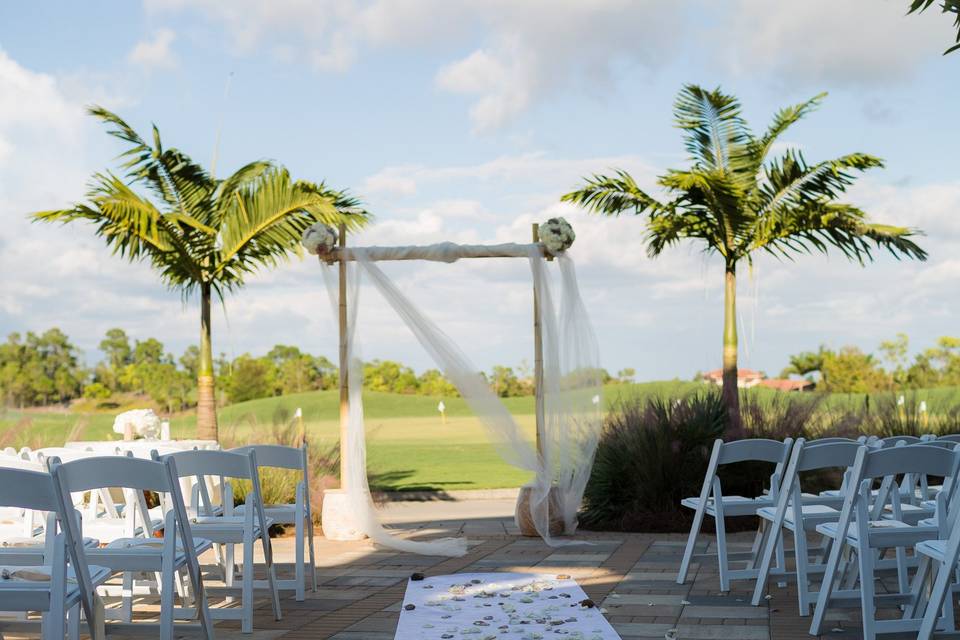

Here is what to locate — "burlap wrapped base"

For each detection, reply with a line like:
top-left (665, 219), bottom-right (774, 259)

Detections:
top-left (514, 485), bottom-right (565, 537)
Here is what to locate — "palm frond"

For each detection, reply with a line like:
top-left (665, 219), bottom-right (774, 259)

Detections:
top-left (300, 181), bottom-right (369, 214)
top-left (907, 0), bottom-right (960, 53)
top-left (754, 203), bottom-right (927, 263)
top-left (755, 151), bottom-right (883, 225)
top-left (88, 105), bottom-right (215, 222)
top-left (751, 93), bottom-right (826, 166)
top-left (673, 84), bottom-right (751, 173)
top-left (32, 173), bottom-right (204, 284)
top-left (645, 209), bottom-right (722, 258)
top-left (561, 170), bottom-right (665, 216)
top-left (660, 168), bottom-right (748, 256)
top-left (214, 168), bottom-right (346, 283)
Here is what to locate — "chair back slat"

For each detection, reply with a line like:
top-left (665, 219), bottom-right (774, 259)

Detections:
top-left (161, 449), bottom-right (254, 479)
top-left (878, 435), bottom-right (922, 448)
top-left (716, 438), bottom-right (790, 465)
top-left (0, 467), bottom-right (58, 512)
top-left (807, 436), bottom-right (866, 447)
top-left (796, 441), bottom-right (862, 472)
top-left (230, 444), bottom-right (304, 470)
top-left (50, 455), bottom-right (171, 493)
top-left (861, 444), bottom-right (959, 479)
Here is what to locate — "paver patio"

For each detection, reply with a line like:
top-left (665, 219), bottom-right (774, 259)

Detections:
top-left (223, 499), bottom-right (901, 640)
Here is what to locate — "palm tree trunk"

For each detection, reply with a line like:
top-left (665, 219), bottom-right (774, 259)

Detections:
top-left (722, 261), bottom-right (742, 434)
top-left (196, 283), bottom-right (218, 441)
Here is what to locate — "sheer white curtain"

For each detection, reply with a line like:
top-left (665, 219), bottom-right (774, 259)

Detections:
top-left (320, 243), bottom-right (602, 554)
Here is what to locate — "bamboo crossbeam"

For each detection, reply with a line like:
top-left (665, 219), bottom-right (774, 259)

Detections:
top-left (323, 241), bottom-right (547, 263)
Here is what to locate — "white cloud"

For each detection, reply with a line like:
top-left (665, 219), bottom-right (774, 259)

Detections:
top-left (128, 28), bottom-right (178, 70)
top-left (144, 0), bottom-right (681, 130)
top-left (719, 0), bottom-right (955, 88)
top-left (0, 49), bottom-right (180, 361)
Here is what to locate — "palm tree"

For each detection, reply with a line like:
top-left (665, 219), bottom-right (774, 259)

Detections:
top-left (33, 107), bottom-right (368, 440)
top-left (563, 86), bottom-right (926, 431)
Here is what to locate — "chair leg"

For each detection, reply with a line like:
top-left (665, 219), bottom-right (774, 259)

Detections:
top-left (41, 611), bottom-right (65, 640)
top-left (68, 603), bottom-right (80, 640)
top-left (774, 524), bottom-right (788, 588)
top-left (906, 555), bottom-right (931, 619)
top-left (224, 542), bottom-right (236, 606)
top-left (241, 535), bottom-right (254, 634)
top-left (750, 521), bottom-right (779, 606)
top-left (295, 518), bottom-right (305, 602)
top-left (121, 571), bottom-right (134, 622)
top-left (307, 513), bottom-right (317, 592)
top-left (895, 544), bottom-right (909, 596)
top-left (160, 557), bottom-right (175, 640)
top-left (857, 542), bottom-right (878, 640)
top-left (716, 513), bottom-right (730, 592)
top-left (810, 534), bottom-right (845, 636)
top-left (187, 550), bottom-right (215, 640)
top-left (264, 538), bottom-right (282, 621)
top-left (794, 527), bottom-right (811, 616)
top-left (677, 506), bottom-right (707, 584)
top-left (746, 522), bottom-right (764, 571)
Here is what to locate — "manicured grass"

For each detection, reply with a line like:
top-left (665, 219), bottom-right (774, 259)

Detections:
top-left (16, 378), bottom-right (950, 492)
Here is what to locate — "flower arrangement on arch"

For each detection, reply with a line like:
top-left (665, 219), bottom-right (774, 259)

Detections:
top-left (302, 223), bottom-right (339, 255)
top-left (540, 217), bottom-right (576, 255)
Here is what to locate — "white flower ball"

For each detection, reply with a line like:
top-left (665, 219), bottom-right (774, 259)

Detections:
top-left (539, 217), bottom-right (576, 255)
top-left (302, 223), bottom-right (338, 255)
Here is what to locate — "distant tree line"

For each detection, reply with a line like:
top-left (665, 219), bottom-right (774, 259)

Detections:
top-left (781, 333), bottom-right (960, 393)
top-left (0, 327), bottom-right (633, 410)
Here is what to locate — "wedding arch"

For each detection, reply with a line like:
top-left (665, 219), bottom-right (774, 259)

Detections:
top-left (302, 219), bottom-right (602, 556)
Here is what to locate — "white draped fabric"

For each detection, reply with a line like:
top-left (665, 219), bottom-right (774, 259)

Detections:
top-left (321, 242), bottom-right (602, 555)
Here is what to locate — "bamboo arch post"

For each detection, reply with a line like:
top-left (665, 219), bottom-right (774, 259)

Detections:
top-left (337, 223), bottom-right (350, 491)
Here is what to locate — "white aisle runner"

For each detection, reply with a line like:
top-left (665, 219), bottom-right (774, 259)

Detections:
top-left (395, 572), bottom-right (622, 640)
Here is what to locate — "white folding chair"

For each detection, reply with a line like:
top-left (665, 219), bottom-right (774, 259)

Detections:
top-left (750, 438), bottom-right (861, 614)
top-left (31, 448), bottom-right (162, 543)
top-left (50, 454), bottom-right (215, 640)
top-left (809, 444), bottom-right (960, 639)
top-left (677, 438), bottom-right (793, 591)
top-left (157, 448), bottom-right (281, 633)
top-left (0, 465), bottom-right (110, 640)
top-left (231, 443), bottom-right (317, 600)
top-left (913, 473), bottom-right (960, 639)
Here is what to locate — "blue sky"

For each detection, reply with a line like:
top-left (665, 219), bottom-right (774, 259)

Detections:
top-left (1, 1), bottom-right (958, 381)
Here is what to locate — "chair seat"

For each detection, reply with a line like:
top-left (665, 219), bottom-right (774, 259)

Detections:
top-left (817, 520), bottom-right (937, 548)
top-left (0, 563), bottom-right (111, 590)
top-left (915, 539), bottom-right (948, 561)
top-left (188, 515), bottom-right (274, 542)
top-left (105, 536), bottom-right (213, 554)
top-left (681, 495), bottom-right (773, 517)
top-left (881, 503), bottom-right (935, 525)
top-left (0, 536), bottom-right (99, 549)
top-left (92, 537), bottom-right (213, 571)
top-left (757, 504), bottom-right (839, 529)
top-left (235, 503), bottom-right (297, 523)
top-left (83, 517), bottom-right (164, 542)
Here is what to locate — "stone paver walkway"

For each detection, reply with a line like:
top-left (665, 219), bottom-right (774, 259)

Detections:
top-left (226, 500), bottom-right (885, 640)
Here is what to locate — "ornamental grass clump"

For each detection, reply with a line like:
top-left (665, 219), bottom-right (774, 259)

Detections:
top-left (579, 391), bottom-right (726, 532)
top-left (221, 406), bottom-right (339, 526)
top-left (579, 389), bottom-right (857, 533)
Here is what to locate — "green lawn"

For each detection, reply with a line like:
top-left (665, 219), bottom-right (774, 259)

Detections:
top-left (13, 378), bottom-right (945, 492)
